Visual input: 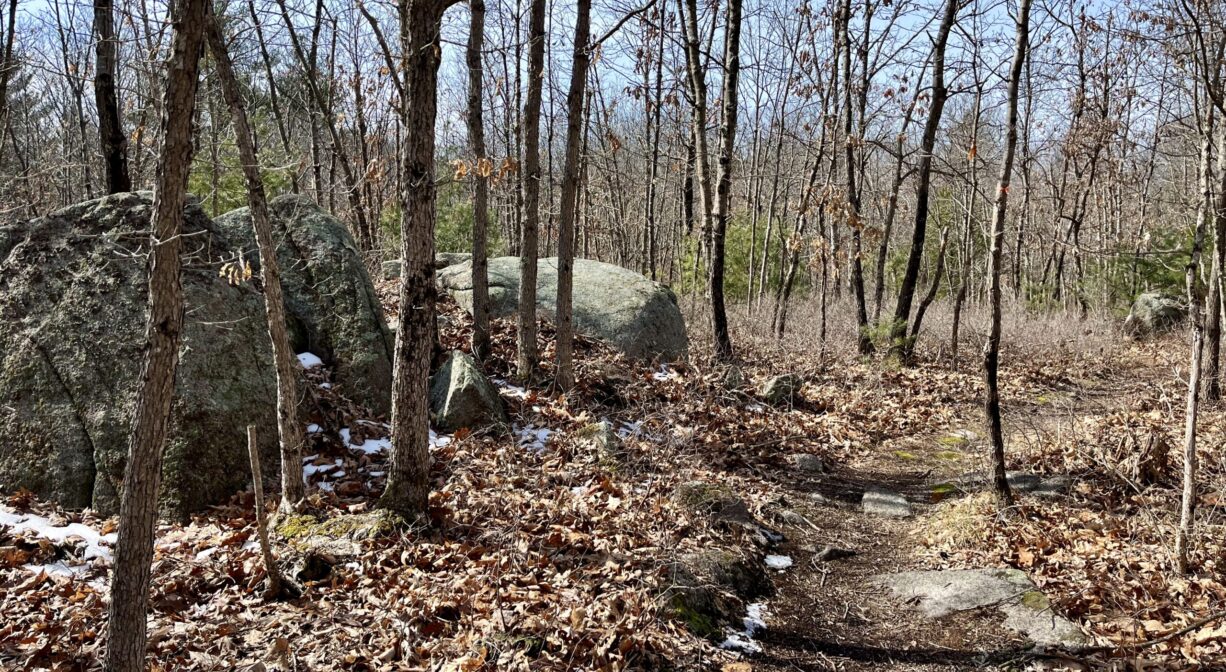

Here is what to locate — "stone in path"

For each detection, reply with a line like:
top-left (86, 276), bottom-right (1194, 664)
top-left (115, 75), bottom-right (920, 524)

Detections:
top-left (861, 487), bottom-right (912, 518)
top-left (953, 471), bottom-right (1072, 497)
top-left (874, 568), bottom-right (1085, 647)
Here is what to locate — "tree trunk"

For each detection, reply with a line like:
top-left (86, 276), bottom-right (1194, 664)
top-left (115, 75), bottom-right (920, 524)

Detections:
top-left (381, 0), bottom-right (446, 519)
top-left (104, 0), bottom-right (208, 667)
top-left (467, 0), bottom-right (492, 360)
top-left (94, 0), bottom-right (131, 193)
top-left (554, 0), bottom-right (591, 390)
top-left (888, 0), bottom-right (958, 362)
top-left (1176, 115), bottom-right (1214, 575)
top-left (983, 0), bottom-right (1030, 510)
top-left (205, 8), bottom-right (305, 510)
top-left (709, 0), bottom-right (742, 362)
top-left (516, 0), bottom-right (546, 380)
top-left (841, 0), bottom-right (871, 355)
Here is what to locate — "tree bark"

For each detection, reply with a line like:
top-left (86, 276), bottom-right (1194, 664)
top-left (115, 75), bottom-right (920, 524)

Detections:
top-left (554, 0), bottom-right (591, 389)
top-left (517, 0), bottom-right (546, 380)
top-left (983, 0), bottom-right (1030, 509)
top-left (888, 0), bottom-right (958, 362)
top-left (467, 0), bottom-right (491, 360)
top-left (205, 7), bottom-right (306, 510)
top-left (94, 0), bottom-right (130, 193)
top-left (104, 0), bottom-right (208, 667)
top-left (381, 0), bottom-right (447, 519)
top-left (708, 0), bottom-right (742, 361)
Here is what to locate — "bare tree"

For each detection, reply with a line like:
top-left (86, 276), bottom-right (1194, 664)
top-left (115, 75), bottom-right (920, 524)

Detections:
top-left (983, 0), bottom-right (1031, 509)
top-left (382, 0), bottom-right (449, 518)
top-left (516, 0), bottom-right (545, 380)
top-left (887, 0), bottom-right (958, 362)
top-left (93, 0), bottom-right (130, 193)
top-left (205, 5), bottom-right (305, 511)
top-left (467, 0), bottom-right (492, 360)
top-left (104, 0), bottom-right (209, 667)
top-left (708, 0), bottom-right (742, 361)
top-left (554, 0), bottom-right (591, 389)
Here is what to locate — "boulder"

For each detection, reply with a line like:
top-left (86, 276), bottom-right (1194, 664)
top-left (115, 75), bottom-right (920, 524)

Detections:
top-left (673, 481), bottom-right (784, 548)
top-left (0, 193), bottom-right (279, 516)
top-left (382, 252), bottom-right (473, 280)
top-left (759, 373), bottom-right (803, 404)
top-left (663, 547), bottom-right (772, 638)
top-left (429, 350), bottom-right (507, 432)
top-left (1124, 292), bottom-right (1185, 337)
top-left (215, 195), bottom-right (393, 414)
top-left (576, 420), bottom-right (623, 464)
top-left (437, 257), bottom-right (688, 361)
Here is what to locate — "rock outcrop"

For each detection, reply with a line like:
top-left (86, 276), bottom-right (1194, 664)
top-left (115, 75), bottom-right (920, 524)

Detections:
top-left (1124, 292), bottom-right (1185, 337)
top-left (0, 193), bottom-right (394, 516)
top-left (437, 257), bottom-right (688, 361)
top-left (215, 195), bottom-right (393, 414)
top-left (428, 350), bottom-right (507, 432)
top-left (0, 193), bottom-right (278, 516)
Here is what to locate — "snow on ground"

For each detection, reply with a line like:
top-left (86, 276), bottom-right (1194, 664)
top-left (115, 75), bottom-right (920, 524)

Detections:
top-left (652, 364), bottom-right (681, 381)
top-left (0, 505), bottom-right (116, 588)
top-left (721, 602), bottom-right (768, 653)
top-left (492, 378), bottom-right (530, 400)
top-left (515, 425), bottom-right (554, 453)
top-left (765, 554), bottom-right (793, 570)
top-left (296, 352), bottom-right (324, 368)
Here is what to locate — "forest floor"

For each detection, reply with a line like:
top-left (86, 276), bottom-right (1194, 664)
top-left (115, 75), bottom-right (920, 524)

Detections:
top-left (2, 293), bottom-right (1226, 671)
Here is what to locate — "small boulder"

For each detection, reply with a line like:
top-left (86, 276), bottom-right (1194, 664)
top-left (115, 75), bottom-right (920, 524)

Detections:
top-left (576, 420), bottom-right (623, 464)
top-left (381, 252), bottom-right (473, 280)
top-left (663, 547), bottom-right (772, 638)
top-left (429, 351), bottom-right (507, 432)
top-left (437, 257), bottom-right (688, 361)
top-left (673, 481), bottom-right (784, 547)
top-left (790, 453), bottom-right (827, 473)
top-left (1124, 292), bottom-right (1185, 337)
top-left (759, 373), bottom-right (803, 404)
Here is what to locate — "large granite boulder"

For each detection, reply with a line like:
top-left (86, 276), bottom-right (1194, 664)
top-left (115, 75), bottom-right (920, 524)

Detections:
top-left (215, 195), bottom-right (393, 414)
top-left (0, 193), bottom-right (279, 517)
top-left (429, 350), bottom-right (506, 432)
top-left (1124, 292), bottom-right (1185, 337)
top-left (438, 257), bottom-right (688, 361)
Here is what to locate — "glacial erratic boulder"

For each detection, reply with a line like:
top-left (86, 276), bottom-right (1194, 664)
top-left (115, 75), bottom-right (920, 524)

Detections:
top-left (428, 350), bottom-right (507, 432)
top-left (0, 193), bottom-right (279, 517)
top-left (1124, 292), bottom-right (1185, 338)
top-left (438, 256), bottom-right (688, 361)
top-left (215, 195), bottom-right (393, 414)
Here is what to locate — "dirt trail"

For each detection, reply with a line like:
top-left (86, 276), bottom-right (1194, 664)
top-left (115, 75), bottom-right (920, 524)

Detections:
top-left (738, 363), bottom-right (1155, 671)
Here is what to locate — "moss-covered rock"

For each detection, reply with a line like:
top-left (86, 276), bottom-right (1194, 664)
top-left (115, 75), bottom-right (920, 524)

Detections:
top-left (428, 350), bottom-right (507, 432)
top-left (215, 195), bottom-right (393, 414)
top-left (0, 193), bottom-right (279, 517)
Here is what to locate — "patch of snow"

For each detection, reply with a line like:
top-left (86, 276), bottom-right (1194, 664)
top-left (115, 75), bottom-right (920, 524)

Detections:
top-left (368, 471), bottom-right (385, 478)
top-left (340, 428), bottom-right (391, 455)
top-left (616, 420), bottom-right (642, 439)
top-left (721, 602), bottom-right (768, 654)
top-left (303, 458), bottom-right (343, 483)
top-left (651, 364), bottom-right (680, 381)
top-left (430, 430), bottom-right (452, 449)
top-left (746, 404), bottom-right (766, 413)
top-left (492, 378), bottom-right (530, 400)
top-left (306, 423), bottom-right (322, 434)
top-left (0, 507), bottom-right (116, 562)
top-left (765, 555), bottom-right (793, 570)
top-left (194, 547), bottom-right (219, 562)
top-left (317, 481), bottom-right (335, 493)
top-left (319, 382), bottom-right (332, 389)
top-left (515, 425), bottom-right (554, 454)
top-left (296, 352), bottom-right (324, 368)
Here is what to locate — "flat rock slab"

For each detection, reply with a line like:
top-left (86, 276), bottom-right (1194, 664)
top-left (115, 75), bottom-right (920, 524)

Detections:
top-left (953, 471), bottom-right (1072, 497)
top-left (861, 487), bottom-right (912, 518)
top-left (873, 568), bottom-right (1085, 647)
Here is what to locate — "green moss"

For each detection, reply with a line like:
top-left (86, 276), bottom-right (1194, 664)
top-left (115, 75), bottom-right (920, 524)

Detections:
top-left (668, 596), bottom-right (720, 638)
top-left (893, 450), bottom-right (918, 460)
top-left (276, 510), bottom-right (405, 542)
top-left (1021, 590), bottom-right (1049, 610)
top-left (934, 450), bottom-right (963, 461)
top-left (931, 483), bottom-right (958, 497)
top-left (937, 435), bottom-right (969, 448)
